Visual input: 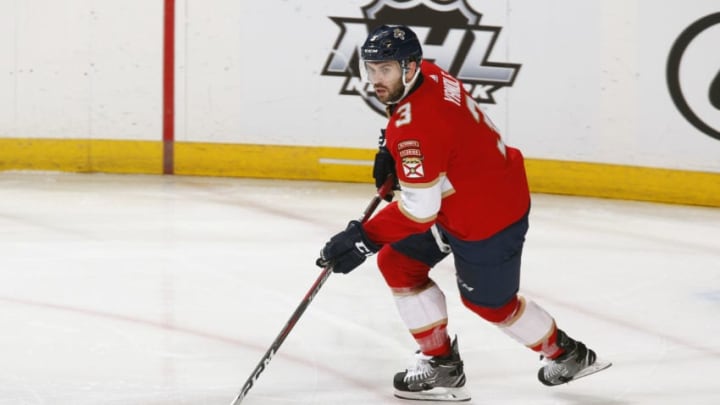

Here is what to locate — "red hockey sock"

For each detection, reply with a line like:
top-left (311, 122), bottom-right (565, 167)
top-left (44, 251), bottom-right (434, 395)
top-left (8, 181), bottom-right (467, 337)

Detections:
top-left (413, 326), bottom-right (451, 357)
top-left (530, 327), bottom-right (564, 359)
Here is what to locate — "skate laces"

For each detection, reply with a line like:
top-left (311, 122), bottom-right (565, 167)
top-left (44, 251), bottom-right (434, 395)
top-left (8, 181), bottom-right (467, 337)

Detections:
top-left (540, 343), bottom-right (588, 382)
top-left (404, 352), bottom-right (436, 382)
top-left (540, 355), bottom-right (566, 380)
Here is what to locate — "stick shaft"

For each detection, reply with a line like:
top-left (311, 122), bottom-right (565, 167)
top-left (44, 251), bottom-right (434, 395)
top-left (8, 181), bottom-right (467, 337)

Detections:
top-left (231, 177), bottom-right (395, 404)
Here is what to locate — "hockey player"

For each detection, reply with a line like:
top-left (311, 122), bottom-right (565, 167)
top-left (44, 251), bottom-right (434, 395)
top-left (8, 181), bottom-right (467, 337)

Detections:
top-left (317, 25), bottom-right (609, 401)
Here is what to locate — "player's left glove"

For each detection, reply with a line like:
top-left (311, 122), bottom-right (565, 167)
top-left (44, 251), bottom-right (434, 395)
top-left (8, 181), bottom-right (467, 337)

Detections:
top-left (316, 221), bottom-right (380, 274)
top-left (373, 129), bottom-right (400, 202)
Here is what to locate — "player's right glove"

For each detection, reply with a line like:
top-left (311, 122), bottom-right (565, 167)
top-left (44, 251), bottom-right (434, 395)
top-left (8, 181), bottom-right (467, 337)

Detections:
top-left (373, 129), bottom-right (399, 202)
top-left (316, 220), bottom-right (380, 274)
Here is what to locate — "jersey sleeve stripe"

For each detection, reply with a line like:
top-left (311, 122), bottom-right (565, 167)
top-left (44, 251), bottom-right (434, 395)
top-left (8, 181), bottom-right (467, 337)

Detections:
top-left (398, 175), bottom-right (450, 222)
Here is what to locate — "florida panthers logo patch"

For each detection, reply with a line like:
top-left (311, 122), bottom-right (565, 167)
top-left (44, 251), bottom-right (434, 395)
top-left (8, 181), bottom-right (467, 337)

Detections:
top-left (398, 139), bottom-right (425, 179)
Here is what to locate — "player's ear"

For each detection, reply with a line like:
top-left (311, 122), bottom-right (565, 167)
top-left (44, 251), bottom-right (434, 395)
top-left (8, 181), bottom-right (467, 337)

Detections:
top-left (407, 61), bottom-right (419, 79)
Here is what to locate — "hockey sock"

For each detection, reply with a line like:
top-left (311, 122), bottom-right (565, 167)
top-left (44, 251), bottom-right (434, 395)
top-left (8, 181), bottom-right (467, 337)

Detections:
top-left (413, 324), bottom-right (451, 357)
top-left (498, 297), bottom-right (561, 358)
top-left (464, 295), bottom-right (561, 359)
top-left (393, 280), bottom-right (451, 357)
top-left (530, 325), bottom-right (562, 359)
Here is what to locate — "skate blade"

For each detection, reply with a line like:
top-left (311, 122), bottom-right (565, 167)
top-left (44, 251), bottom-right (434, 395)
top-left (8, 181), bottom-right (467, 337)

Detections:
top-left (394, 386), bottom-right (471, 402)
top-left (570, 359), bottom-right (612, 382)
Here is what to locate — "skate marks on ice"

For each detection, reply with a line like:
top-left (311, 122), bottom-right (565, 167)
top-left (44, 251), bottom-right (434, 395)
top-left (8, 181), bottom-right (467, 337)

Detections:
top-left (0, 173), bottom-right (719, 404)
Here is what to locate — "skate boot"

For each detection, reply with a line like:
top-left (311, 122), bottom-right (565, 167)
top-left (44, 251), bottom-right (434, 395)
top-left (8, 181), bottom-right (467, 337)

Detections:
top-left (538, 329), bottom-right (611, 386)
top-left (393, 336), bottom-right (471, 402)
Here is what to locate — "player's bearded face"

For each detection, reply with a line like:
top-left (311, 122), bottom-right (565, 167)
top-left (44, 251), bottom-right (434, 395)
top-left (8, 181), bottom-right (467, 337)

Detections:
top-left (366, 61), bottom-right (405, 103)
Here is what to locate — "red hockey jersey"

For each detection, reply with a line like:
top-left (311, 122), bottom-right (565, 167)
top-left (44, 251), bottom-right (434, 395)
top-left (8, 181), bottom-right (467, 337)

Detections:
top-left (363, 61), bottom-right (530, 244)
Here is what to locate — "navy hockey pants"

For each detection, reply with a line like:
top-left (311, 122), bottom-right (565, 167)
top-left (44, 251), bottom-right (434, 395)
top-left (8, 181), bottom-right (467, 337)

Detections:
top-left (390, 210), bottom-right (529, 308)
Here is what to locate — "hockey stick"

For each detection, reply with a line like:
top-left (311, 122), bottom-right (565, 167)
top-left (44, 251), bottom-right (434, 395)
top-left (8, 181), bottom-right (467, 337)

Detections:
top-left (230, 176), bottom-right (396, 405)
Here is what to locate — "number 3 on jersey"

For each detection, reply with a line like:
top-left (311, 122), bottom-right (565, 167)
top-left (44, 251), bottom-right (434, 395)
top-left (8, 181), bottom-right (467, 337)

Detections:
top-left (466, 95), bottom-right (507, 159)
top-left (395, 104), bottom-right (412, 127)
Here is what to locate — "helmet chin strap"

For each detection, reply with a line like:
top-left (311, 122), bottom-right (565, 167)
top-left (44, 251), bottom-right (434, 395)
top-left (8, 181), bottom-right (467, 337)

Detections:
top-left (385, 61), bottom-right (421, 105)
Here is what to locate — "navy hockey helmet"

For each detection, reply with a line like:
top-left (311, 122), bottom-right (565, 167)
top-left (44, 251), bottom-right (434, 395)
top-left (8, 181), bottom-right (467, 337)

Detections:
top-left (360, 25), bottom-right (423, 64)
top-left (360, 25), bottom-right (423, 104)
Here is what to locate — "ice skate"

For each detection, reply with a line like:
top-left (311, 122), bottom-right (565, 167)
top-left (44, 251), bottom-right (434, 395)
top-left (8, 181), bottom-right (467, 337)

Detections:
top-left (538, 329), bottom-right (611, 386)
top-left (393, 336), bottom-right (471, 402)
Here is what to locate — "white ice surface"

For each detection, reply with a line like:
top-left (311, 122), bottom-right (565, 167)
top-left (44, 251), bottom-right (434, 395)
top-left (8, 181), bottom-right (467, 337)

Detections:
top-left (0, 171), bottom-right (718, 404)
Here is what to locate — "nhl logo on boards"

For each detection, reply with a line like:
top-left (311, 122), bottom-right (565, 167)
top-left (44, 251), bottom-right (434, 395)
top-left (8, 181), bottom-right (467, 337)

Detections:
top-left (321, 0), bottom-right (521, 116)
